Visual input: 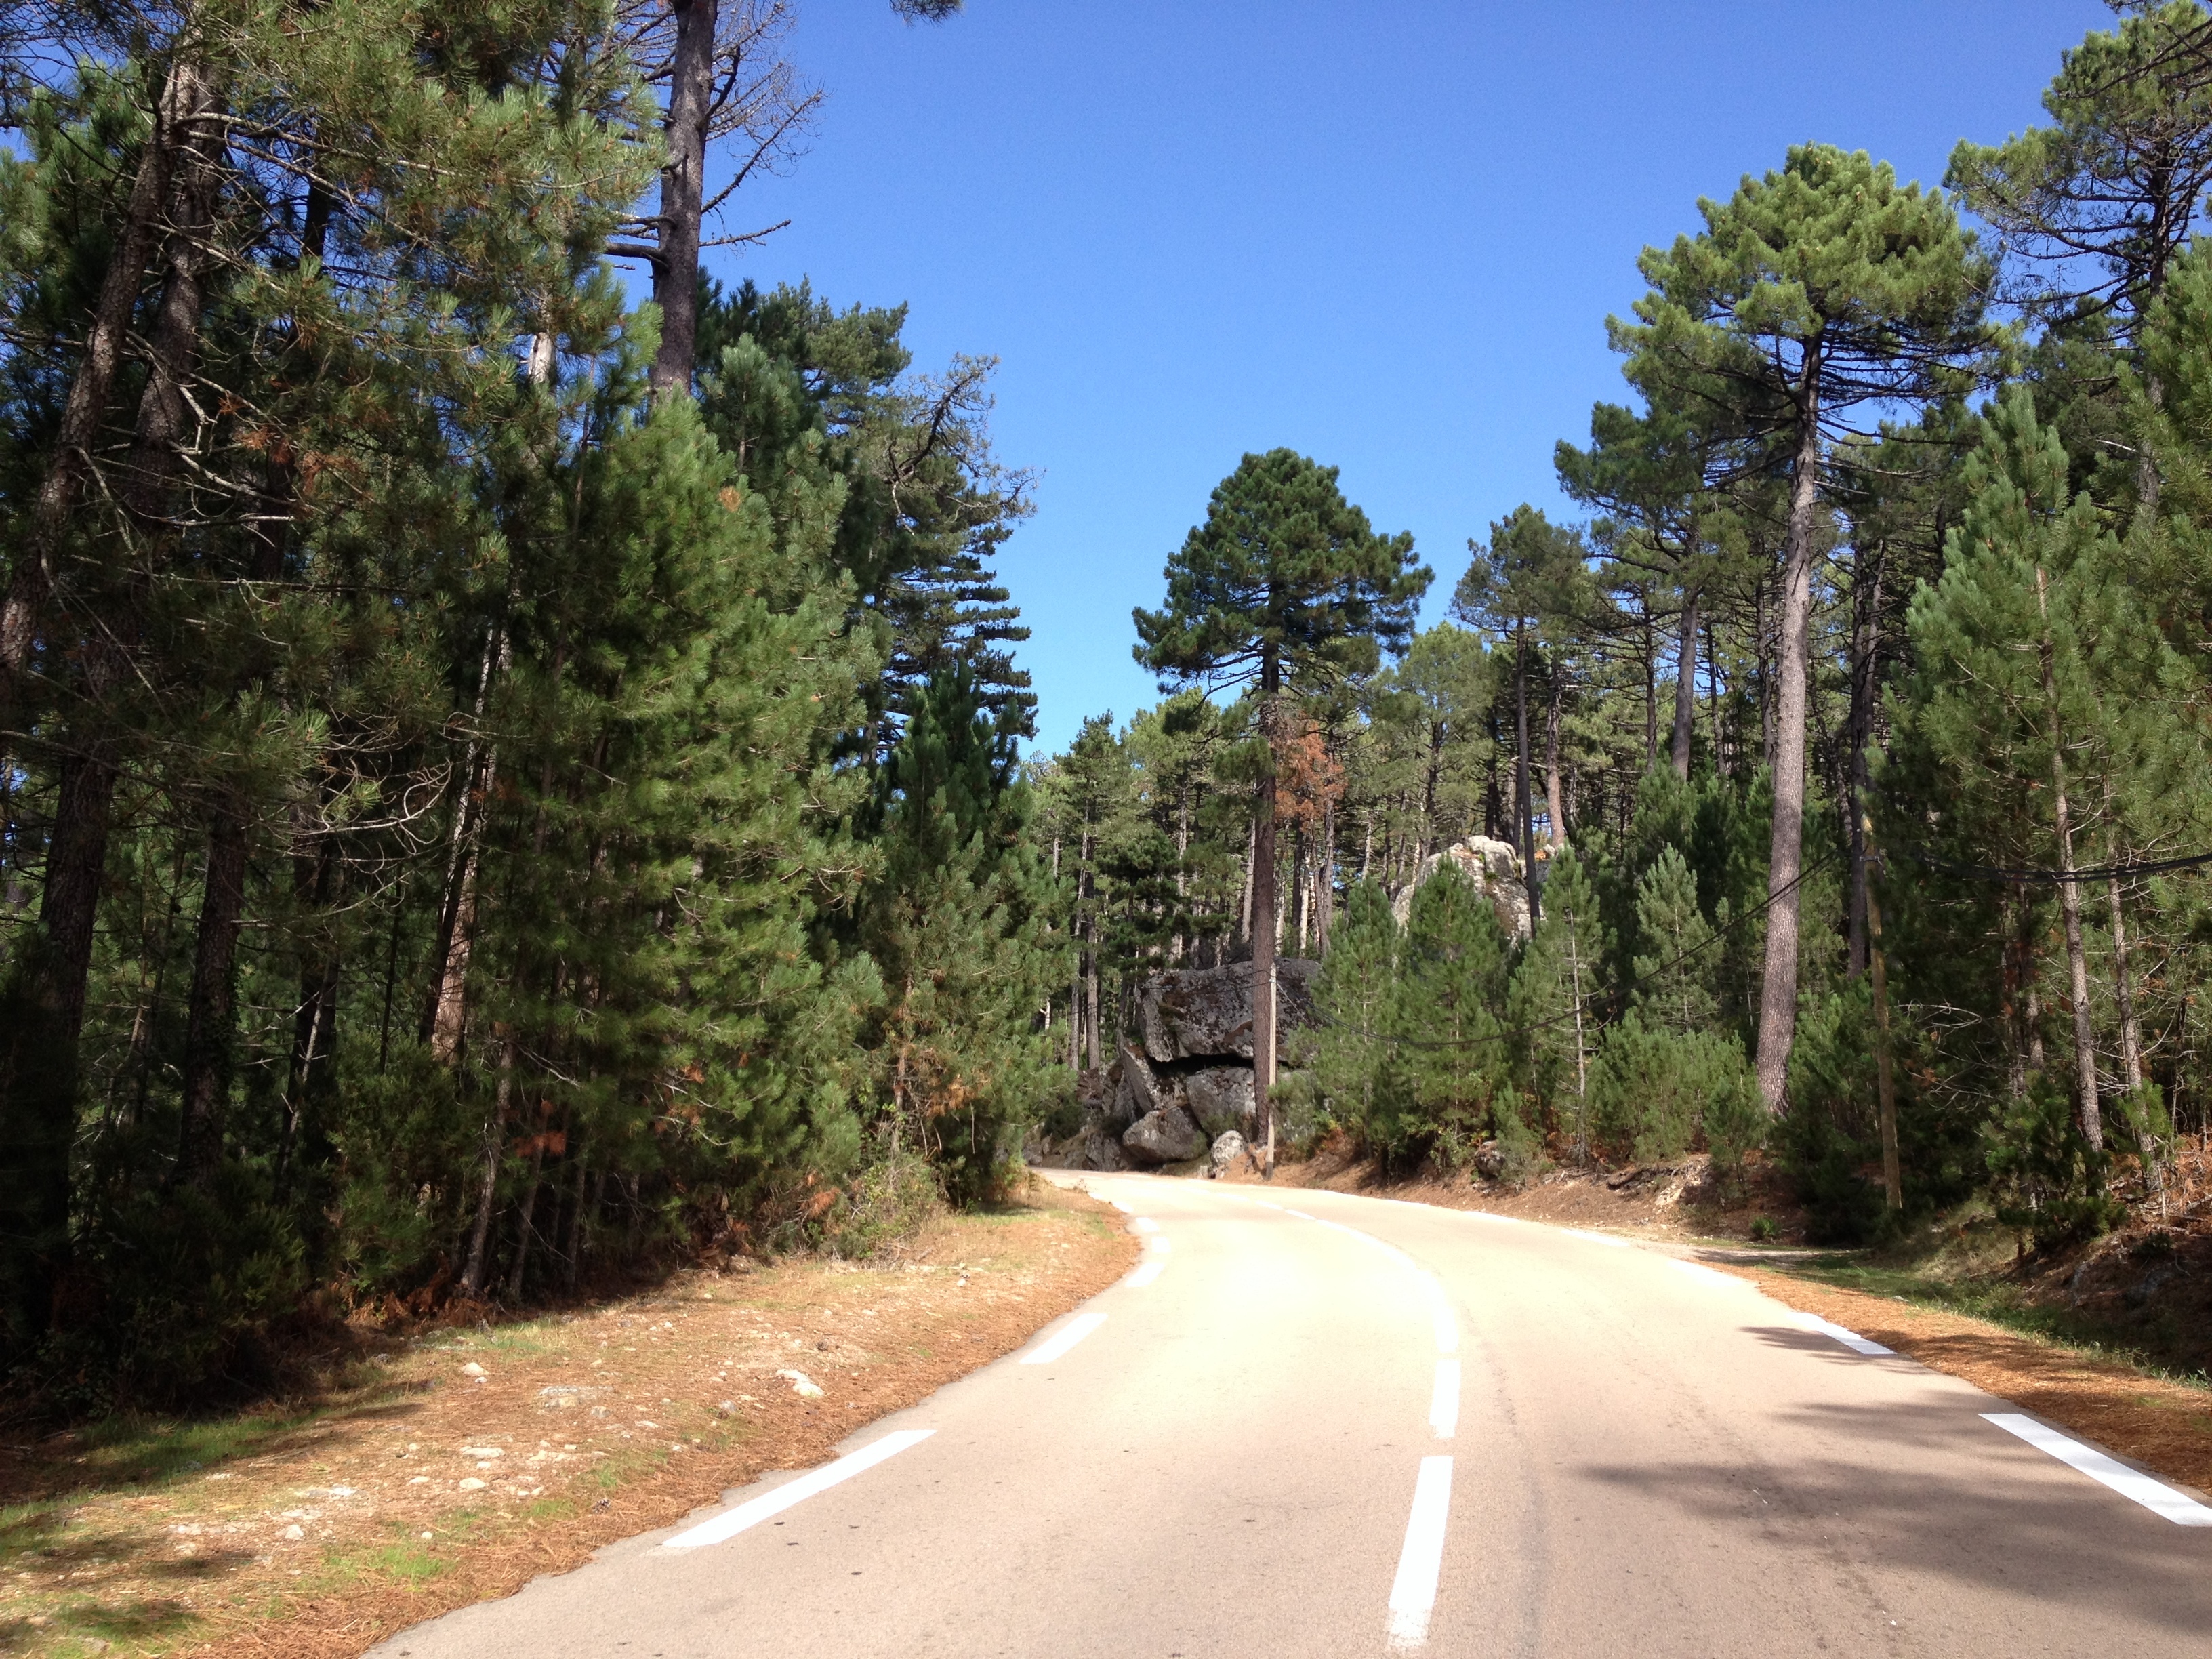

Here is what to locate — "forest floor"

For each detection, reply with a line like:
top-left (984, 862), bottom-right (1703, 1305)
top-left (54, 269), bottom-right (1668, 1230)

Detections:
top-left (1237, 1134), bottom-right (2212, 1498)
top-left (0, 1179), bottom-right (1137, 1659)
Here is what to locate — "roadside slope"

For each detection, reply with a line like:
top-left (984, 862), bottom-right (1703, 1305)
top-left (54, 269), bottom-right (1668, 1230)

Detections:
top-left (0, 1181), bottom-right (1136, 1659)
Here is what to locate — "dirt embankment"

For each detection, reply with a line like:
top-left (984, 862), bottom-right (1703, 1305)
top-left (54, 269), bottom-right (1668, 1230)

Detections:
top-left (1224, 1134), bottom-right (1794, 1241)
top-left (0, 1181), bottom-right (1137, 1659)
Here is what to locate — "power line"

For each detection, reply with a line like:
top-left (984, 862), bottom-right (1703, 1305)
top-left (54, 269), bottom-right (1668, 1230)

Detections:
top-left (1884, 840), bottom-right (2212, 886)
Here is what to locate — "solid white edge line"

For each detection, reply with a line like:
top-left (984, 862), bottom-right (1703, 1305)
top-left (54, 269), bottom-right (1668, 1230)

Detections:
top-left (1386, 1455), bottom-right (1454, 1650)
top-left (1019, 1311), bottom-right (1107, 1366)
top-left (1798, 1313), bottom-right (1895, 1357)
top-left (1284, 1208), bottom-right (1317, 1220)
top-left (661, 1429), bottom-right (934, 1549)
top-left (1130, 1216), bottom-right (1159, 1233)
top-left (1563, 1227), bottom-right (1631, 1248)
top-left (1982, 1413), bottom-right (2212, 1525)
top-left (1126, 1237), bottom-right (1168, 1287)
top-left (1429, 1359), bottom-right (1460, 1441)
top-left (1668, 1258), bottom-right (1734, 1284)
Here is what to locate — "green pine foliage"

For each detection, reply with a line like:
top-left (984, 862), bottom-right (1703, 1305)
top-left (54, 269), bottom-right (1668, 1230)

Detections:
top-left (857, 665), bottom-right (1064, 1206)
top-left (1386, 864), bottom-right (1511, 1166)
top-left (1509, 847), bottom-right (1606, 1156)
top-left (1632, 846), bottom-right (1720, 1035)
top-left (1311, 881), bottom-right (1402, 1145)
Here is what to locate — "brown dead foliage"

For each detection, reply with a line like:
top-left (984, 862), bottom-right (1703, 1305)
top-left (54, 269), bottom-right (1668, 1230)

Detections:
top-left (0, 1181), bottom-right (1136, 1659)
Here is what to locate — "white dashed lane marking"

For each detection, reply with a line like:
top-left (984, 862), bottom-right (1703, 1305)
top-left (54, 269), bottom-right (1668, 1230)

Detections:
top-left (1019, 1312), bottom-right (1107, 1366)
top-left (1429, 1360), bottom-right (1460, 1441)
top-left (1386, 1455), bottom-right (1454, 1650)
top-left (661, 1431), bottom-right (935, 1550)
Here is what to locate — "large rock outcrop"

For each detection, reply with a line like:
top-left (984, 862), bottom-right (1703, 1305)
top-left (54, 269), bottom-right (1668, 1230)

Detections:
top-left (1183, 1065), bottom-right (1255, 1137)
top-left (1036, 960), bottom-right (1322, 1171)
top-left (1123, 1105), bottom-right (1208, 1164)
top-left (1136, 959), bottom-right (1319, 1065)
top-left (1391, 836), bottom-right (1532, 942)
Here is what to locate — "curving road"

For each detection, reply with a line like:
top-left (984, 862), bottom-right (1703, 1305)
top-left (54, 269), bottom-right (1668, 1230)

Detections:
top-left (372, 1174), bottom-right (2212, 1658)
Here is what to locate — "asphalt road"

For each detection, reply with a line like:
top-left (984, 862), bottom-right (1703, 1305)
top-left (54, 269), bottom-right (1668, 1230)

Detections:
top-left (370, 1174), bottom-right (2212, 1658)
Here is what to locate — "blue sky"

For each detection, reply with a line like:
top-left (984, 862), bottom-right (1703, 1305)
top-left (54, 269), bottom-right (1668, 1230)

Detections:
top-left (722, 0), bottom-right (2114, 754)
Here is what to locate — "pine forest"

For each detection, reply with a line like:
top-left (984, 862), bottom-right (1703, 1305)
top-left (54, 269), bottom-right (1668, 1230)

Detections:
top-left (6, 0), bottom-right (2212, 1412)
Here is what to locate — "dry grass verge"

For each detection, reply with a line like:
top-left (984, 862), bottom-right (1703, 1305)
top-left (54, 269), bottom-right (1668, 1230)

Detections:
top-left (0, 1180), bottom-right (1136, 1658)
top-left (1717, 1261), bottom-right (2212, 1497)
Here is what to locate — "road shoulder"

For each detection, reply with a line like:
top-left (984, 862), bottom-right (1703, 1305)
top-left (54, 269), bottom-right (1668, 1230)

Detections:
top-left (0, 1180), bottom-right (1137, 1659)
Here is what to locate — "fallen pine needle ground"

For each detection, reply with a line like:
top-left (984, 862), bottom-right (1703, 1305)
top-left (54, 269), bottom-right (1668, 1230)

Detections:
top-left (0, 1181), bottom-right (1136, 1659)
top-left (1715, 1261), bottom-right (2212, 1498)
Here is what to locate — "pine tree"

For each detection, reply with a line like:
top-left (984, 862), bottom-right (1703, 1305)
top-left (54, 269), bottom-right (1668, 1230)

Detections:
top-left (1313, 880), bottom-right (1401, 1146)
top-left (1616, 142), bottom-right (1999, 1109)
top-left (1134, 449), bottom-right (1427, 1167)
top-left (1508, 847), bottom-right (1607, 1159)
top-left (858, 664), bottom-right (1064, 1204)
top-left (1389, 862), bottom-right (1509, 1164)
top-left (1633, 845), bottom-right (1720, 1036)
top-left (1885, 387), bottom-right (2178, 1158)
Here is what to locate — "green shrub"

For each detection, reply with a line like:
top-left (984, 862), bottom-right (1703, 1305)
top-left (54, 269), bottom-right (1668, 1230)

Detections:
top-left (1982, 1078), bottom-right (2122, 1252)
top-left (34, 1162), bottom-right (308, 1412)
top-left (821, 1145), bottom-right (945, 1260)
top-left (1589, 1016), bottom-right (1748, 1163)
top-left (1491, 1088), bottom-right (1549, 1188)
top-left (1702, 1052), bottom-right (1768, 1174)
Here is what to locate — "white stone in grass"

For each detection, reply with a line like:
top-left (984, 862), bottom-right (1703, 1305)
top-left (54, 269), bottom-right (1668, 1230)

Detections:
top-left (457, 1477), bottom-right (487, 1492)
top-left (777, 1368), bottom-right (824, 1398)
top-left (459, 1361), bottom-right (487, 1378)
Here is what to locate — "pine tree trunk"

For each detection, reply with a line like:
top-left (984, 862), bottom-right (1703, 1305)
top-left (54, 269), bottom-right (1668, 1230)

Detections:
top-left (0, 64), bottom-right (223, 1332)
top-left (2034, 567), bottom-right (2102, 1153)
top-left (424, 628), bottom-right (506, 1063)
top-left (1755, 366), bottom-right (1824, 1112)
top-left (1252, 655), bottom-right (1280, 1174)
top-left (2107, 860), bottom-right (2156, 1190)
top-left (0, 56), bottom-right (205, 752)
top-left (1672, 584), bottom-right (1698, 779)
top-left (0, 751), bottom-right (115, 1344)
top-left (1513, 627), bottom-right (1534, 907)
top-left (276, 823), bottom-right (342, 1204)
top-left (1641, 611), bottom-right (1656, 771)
top-left (1544, 669), bottom-right (1566, 852)
top-left (178, 452), bottom-right (298, 1192)
top-left (2104, 793), bottom-right (2146, 1099)
top-left (461, 1031), bottom-right (516, 1298)
top-left (1845, 550), bottom-right (1885, 978)
top-left (2002, 885), bottom-right (2031, 1104)
top-left (1316, 797), bottom-right (1334, 955)
top-left (506, 1132), bottom-right (549, 1301)
top-left (649, 0), bottom-right (718, 398)
top-left (1238, 819), bottom-right (1255, 941)
top-left (174, 815), bottom-right (249, 1190)
top-left (1706, 617), bottom-right (1724, 777)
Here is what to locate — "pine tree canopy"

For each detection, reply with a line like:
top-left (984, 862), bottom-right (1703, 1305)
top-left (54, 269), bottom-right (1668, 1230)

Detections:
top-left (1134, 448), bottom-right (1429, 695)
